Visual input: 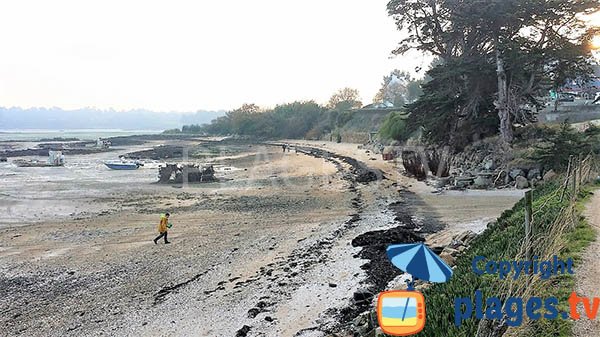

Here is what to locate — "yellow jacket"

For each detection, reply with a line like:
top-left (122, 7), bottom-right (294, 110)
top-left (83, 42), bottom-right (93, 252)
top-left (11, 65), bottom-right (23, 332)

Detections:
top-left (158, 215), bottom-right (168, 233)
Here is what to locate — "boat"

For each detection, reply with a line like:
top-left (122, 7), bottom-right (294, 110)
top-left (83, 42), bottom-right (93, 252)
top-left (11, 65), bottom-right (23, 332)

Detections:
top-left (104, 161), bottom-right (142, 170)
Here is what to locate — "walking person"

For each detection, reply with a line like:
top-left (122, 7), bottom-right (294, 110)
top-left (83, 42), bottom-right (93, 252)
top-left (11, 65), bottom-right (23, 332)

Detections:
top-left (153, 213), bottom-right (171, 244)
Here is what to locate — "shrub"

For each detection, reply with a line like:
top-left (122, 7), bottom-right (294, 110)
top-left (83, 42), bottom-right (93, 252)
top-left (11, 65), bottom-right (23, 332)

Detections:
top-left (379, 111), bottom-right (409, 141)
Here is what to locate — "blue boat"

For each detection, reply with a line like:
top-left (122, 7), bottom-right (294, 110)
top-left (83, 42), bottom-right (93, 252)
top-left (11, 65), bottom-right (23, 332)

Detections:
top-left (104, 161), bottom-right (141, 170)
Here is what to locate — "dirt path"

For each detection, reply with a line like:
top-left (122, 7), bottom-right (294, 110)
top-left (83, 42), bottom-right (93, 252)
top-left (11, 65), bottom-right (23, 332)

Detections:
top-left (573, 190), bottom-right (600, 337)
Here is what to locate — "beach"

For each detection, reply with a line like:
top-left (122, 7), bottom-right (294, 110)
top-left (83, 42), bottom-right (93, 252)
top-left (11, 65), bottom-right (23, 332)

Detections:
top-left (0, 137), bottom-right (522, 337)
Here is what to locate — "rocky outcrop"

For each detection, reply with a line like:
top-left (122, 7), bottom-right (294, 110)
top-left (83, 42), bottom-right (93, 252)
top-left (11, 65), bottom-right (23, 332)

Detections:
top-left (158, 164), bottom-right (218, 184)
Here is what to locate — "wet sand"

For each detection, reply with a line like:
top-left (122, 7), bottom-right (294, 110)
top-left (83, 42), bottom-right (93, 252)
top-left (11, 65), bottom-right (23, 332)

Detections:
top-left (0, 138), bottom-right (522, 337)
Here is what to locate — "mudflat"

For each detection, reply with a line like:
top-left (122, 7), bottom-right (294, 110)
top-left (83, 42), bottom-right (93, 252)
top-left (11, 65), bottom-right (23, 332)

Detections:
top-left (0, 138), bottom-right (522, 337)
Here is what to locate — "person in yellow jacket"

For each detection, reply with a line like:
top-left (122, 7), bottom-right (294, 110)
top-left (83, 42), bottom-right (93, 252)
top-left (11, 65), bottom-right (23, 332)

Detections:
top-left (153, 213), bottom-right (171, 244)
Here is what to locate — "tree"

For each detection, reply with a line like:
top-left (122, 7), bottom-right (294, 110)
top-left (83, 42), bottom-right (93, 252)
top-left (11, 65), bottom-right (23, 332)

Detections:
top-left (373, 70), bottom-right (424, 106)
top-left (379, 111), bottom-right (409, 141)
top-left (531, 122), bottom-right (600, 171)
top-left (327, 87), bottom-right (362, 110)
top-left (387, 0), bottom-right (599, 146)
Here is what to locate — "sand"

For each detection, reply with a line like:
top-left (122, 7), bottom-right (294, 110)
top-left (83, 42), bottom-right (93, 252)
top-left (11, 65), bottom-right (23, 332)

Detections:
top-left (0, 138), bottom-right (522, 337)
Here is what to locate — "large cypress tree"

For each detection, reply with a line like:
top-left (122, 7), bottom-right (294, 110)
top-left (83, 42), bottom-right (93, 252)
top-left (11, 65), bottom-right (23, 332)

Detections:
top-left (387, 0), bottom-right (599, 148)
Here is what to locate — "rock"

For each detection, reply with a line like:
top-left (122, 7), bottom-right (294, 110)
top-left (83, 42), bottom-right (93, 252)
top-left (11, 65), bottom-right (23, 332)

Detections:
top-left (440, 251), bottom-right (456, 266)
top-left (455, 230), bottom-right (477, 245)
top-left (415, 282), bottom-right (432, 291)
top-left (442, 246), bottom-right (460, 256)
top-left (247, 308), bottom-right (260, 318)
top-left (509, 168), bottom-right (525, 180)
top-left (473, 176), bottom-right (493, 189)
top-left (328, 283), bottom-right (337, 288)
top-left (375, 327), bottom-right (385, 337)
top-left (433, 177), bottom-right (452, 188)
top-left (455, 176), bottom-right (474, 188)
top-left (515, 176), bottom-right (529, 189)
top-left (527, 168), bottom-right (541, 180)
top-left (235, 325), bottom-right (251, 337)
top-left (353, 311), bottom-right (370, 328)
top-left (355, 323), bottom-right (370, 336)
top-left (543, 169), bottom-right (557, 181)
top-left (353, 288), bottom-right (375, 303)
top-left (531, 178), bottom-right (539, 187)
top-left (503, 170), bottom-right (513, 184)
top-left (386, 274), bottom-right (413, 291)
top-left (483, 159), bottom-right (496, 170)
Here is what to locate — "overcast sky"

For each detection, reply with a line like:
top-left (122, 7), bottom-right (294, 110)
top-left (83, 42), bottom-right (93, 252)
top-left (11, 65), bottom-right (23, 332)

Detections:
top-left (0, 0), bottom-right (433, 112)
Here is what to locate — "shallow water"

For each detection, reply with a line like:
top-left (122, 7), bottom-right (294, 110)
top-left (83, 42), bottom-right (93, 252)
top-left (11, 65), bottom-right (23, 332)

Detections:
top-left (0, 145), bottom-right (159, 226)
top-left (0, 129), bottom-right (162, 141)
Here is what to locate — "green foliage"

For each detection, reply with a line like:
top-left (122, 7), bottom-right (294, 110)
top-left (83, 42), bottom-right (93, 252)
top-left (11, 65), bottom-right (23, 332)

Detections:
top-left (379, 111), bottom-right (408, 141)
top-left (405, 58), bottom-right (498, 149)
top-left (531, 123), bottom-right (600, 172)
top-left (189, 101), bottom-right (326, 139)
top-left (162, 128), bottom-right (182, 134)
top-left (327, 87), bottom-right (362, 110)
top-left (387, 0), bottom-right (599, 148)
top-left (415, 181), bottom-right (589, 336)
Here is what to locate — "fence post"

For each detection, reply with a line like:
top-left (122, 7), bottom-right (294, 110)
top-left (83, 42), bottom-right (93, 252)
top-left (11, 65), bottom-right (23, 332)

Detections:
top-left (578, 155), bottom-right (583, 189)
top-left (525, 190), bottom-right (533, 262)
top-left (561, 156), bottom-right (573, 202)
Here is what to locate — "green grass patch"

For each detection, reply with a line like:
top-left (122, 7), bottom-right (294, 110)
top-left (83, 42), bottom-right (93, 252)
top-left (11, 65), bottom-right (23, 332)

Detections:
top-left (404, 182), bottom-right (597, 337)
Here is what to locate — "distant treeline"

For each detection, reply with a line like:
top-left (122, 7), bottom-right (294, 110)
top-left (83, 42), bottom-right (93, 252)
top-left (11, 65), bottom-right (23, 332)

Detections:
top-left (168, 101), bottom-right (385, 140)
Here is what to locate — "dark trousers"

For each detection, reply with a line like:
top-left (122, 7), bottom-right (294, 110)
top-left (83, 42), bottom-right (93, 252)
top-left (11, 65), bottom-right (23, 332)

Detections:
top-left (154, 231), bottom-right (168, 243)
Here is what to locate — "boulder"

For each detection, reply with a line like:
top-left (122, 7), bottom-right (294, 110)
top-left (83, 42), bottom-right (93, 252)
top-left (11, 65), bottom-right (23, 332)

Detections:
top-left (433, 176), bottom-right (453, 188)
top-left (483, 159), bottom-right (496, 170)
top-left (515, 176), bottom-right (529, 189)
top-left (455, 230), bottom-right (477, 245)
top-left (509, 168), bottom-right (525, 180)
top-left (503, 170), bottom-right (513, 184)
top-left (442, 246), bottom-right (460, 256)
top-left (440, 251), bottom-right (456, 267)
top-left (527, 168), bottom-right (541, 180)
top-left (353, 311), bottom-right (370, 332)
top-left (543, 169), bottom-right (557, 181)
top-left (473, 176), bottom-right (493, 189)
top-left (455, 176), bottom-right (474, 188)
top-left (353, 288), bottom-right (375, 304)
top-left (531, 178), bottom-right (539, 187)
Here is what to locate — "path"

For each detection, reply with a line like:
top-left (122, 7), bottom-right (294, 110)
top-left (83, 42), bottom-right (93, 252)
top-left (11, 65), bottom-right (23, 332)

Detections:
top-left (574, 190), bottom-right (600, 337)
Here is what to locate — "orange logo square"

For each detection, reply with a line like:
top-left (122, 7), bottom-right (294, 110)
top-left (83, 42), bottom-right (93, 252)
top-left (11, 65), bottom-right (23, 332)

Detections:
top-left (377, 290), bottom-right (426, 336)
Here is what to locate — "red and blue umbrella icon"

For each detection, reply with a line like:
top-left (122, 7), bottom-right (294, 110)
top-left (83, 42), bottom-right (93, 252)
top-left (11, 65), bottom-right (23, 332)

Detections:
top-left (386, 243), bottom-right (453, 283)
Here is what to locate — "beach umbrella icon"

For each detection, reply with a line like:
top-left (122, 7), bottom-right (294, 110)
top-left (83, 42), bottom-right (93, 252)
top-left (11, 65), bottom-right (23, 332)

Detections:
top-left (386, 243), bottom-right (453, 283)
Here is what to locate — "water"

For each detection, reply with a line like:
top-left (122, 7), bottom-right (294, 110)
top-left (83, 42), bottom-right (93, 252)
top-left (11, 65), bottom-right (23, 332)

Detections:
top-left (0, 129), bottom-right (162, 141)
top-left (0, 145), bottom-right (161, 227)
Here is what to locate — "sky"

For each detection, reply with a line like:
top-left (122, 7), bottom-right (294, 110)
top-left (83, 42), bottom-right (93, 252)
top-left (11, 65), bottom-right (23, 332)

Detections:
top-left (0, 0), bottom-right (431, 112)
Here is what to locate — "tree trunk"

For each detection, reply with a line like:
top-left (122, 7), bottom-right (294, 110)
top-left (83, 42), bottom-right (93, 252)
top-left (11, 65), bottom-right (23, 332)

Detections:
top-left (495, 46), bottom-right (513, 144)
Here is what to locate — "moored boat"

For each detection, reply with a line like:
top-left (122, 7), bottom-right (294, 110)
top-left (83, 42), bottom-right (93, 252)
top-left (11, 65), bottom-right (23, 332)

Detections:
top-left (104, 161), bottom-right (142, 170)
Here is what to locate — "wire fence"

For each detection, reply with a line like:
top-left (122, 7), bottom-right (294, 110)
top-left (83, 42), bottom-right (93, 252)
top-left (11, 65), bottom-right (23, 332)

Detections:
top-left (491, 154), bottom-right (600, 337)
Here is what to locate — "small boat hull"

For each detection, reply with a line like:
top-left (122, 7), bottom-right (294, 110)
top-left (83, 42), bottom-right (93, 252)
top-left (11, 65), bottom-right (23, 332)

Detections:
top-left (104, 162), bottom-right (140, 170)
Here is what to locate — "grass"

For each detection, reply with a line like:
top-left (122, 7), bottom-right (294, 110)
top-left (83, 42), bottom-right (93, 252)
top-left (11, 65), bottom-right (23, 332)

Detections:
top-left (400, 181), bottom-right (597, 337)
